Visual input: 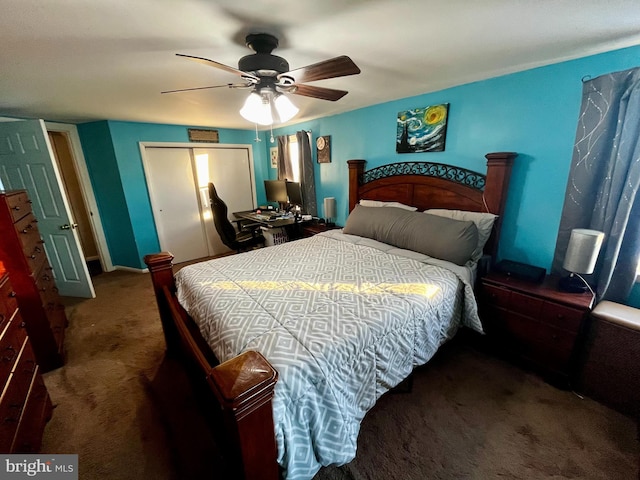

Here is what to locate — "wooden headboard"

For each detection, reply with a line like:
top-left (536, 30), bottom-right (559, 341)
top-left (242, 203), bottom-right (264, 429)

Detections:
top-left (347, 152), bottom-right (516, 258)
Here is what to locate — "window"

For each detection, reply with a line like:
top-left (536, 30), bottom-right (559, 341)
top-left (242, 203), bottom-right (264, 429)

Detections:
top-left (282, 132), bottom-right (311, 183)
top-left (286, 135), bottom-right (300, 182)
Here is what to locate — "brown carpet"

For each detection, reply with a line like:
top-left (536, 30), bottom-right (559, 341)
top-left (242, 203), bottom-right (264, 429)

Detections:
top-left (41, 268), bottom-right (639, 479)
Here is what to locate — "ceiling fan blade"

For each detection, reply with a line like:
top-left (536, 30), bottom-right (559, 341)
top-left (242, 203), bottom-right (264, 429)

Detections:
top-left (280, 56), bottom-right (360, 84)
top-left (161, 83), bottom-right (249, 94)
top-left (176, 53), bottom-right (259, 81)
top-left (292, 84), bottom-right (349, 101)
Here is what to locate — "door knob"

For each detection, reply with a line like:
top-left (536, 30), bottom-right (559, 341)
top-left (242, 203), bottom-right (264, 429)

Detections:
top-left (59, 223), bottom-right (78, 230)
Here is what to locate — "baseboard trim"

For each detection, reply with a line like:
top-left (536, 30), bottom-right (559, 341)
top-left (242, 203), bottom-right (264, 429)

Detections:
top-left (114, 265), bottom-right (149, 274)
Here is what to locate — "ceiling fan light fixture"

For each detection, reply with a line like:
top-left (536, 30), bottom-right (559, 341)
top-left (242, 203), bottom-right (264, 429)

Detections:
top-left (173, 34), bottom-right (360, 126)
top-left (273, 93), bottom-right (298, 123)
top-left (240, 91), bottom-right (273, 125)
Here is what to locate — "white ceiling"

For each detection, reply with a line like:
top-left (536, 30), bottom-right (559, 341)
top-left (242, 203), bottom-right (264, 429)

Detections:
top-left (2, 0), bottom-right (640, 130)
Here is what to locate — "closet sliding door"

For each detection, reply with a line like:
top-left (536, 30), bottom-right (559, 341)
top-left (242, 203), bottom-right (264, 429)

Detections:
top-left (142, 144), bottom-right (256, 262)
top-left (143, 147), bottom-right (209, 264)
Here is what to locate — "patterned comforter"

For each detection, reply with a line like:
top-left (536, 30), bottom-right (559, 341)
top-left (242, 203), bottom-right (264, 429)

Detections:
top-left (175, 230), bottom-right (483, 480)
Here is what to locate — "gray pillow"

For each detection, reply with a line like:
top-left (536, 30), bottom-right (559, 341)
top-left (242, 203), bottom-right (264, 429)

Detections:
top-left (343, 205), bottom-right (478, 266)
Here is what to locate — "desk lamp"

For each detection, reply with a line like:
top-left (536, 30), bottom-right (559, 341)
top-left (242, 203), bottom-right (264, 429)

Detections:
top-left (559, 228), bottom-right (604, 294)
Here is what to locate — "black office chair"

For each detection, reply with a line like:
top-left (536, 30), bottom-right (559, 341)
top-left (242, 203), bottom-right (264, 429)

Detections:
top-left (208, 182), bottom-right (264, 252)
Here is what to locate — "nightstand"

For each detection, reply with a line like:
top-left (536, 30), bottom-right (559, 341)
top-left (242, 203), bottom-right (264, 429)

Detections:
top-left (478, 271), bottom-right (594, 387)
top-left (300, 222), bottom-right (341, 238)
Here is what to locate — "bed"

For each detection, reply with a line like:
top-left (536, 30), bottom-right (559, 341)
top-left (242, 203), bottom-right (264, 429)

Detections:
top-left (144, 152), bottom-right (515, 480)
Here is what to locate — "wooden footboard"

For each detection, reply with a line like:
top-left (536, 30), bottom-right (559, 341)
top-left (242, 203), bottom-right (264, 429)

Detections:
top-left (144, 253), bottom-right (280, 480)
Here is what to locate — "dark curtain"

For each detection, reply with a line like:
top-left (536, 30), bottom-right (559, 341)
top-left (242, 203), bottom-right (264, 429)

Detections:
top-left (275, 131), bottom-right (317, 216)
top-left (296, 131), bottom-right (317, 216)
top-left (552, 67), bottom-right (640, 302)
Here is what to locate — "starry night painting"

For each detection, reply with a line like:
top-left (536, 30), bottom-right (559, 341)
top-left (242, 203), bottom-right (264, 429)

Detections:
top-left (396, 103), bottom-right (449, 153)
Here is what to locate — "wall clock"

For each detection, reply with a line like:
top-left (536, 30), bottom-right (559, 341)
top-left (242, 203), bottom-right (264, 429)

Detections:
top-left (316, 135), bottom-right (331, 163)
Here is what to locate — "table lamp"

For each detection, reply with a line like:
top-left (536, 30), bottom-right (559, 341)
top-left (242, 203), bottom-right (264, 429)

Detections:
top-left (324, 197), bottom-right (336, 227)
top-left (558, 228), bottom-right (604, 293)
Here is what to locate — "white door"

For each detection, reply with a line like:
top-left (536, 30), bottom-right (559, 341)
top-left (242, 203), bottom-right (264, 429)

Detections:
top-left (143, 147), bottom-right (209, 264)
top-left (193, 147), bottom-right (256, 255)
top-left (0, 119), bottom-right (95, 298)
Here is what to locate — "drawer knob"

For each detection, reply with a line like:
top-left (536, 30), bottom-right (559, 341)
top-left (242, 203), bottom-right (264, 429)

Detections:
top-left (12, 205), bottom-right (20, 211)
top-left (9, 291), bottom-right (16, 298)
top-left (2, 351), bottom-right (16, 362)
top-left (30, 254), bottom-right (37, 259)
top-left (23, 360), bottom-right (36, 374)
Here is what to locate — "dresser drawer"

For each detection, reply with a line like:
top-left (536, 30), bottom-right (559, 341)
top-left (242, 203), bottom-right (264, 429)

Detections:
top-left (36, 263), bottom-right (59, 309)
top-left (0, 312), bottom-right (27, 385)
top-left (5, 191), bottom-right (32, 223)
top-left (541, 301), bottom-right (584, 333)
top-left (12, 339), bottom-right (37, 379)
top-left (0, 338), bottom-right (34, 451)
top-left (508, 290), bottom-right (543, 317)
top-left (524, 338), bottom-right (575, 373)
top-left (15, 212), bottom-right (42, 255)
top-left (11, 367), bottom-right (50, 453)
top-left (0, 277), bottom-right (18, 334)
top-left (24, 240), bottom-right (47, 275)
top-left (0, 372), bottom-right (21, 452)
top-left (482, 283), bottom-right (511, 308)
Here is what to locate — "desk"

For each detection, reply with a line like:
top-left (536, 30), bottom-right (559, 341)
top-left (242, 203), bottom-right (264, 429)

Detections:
top-left (233, 211), bottom-right (336, 244)
top-left (233, 210), bottom-right (298, 229)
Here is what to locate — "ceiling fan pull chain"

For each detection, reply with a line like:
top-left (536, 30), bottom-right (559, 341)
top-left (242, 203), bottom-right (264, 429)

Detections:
top-left (270, 124), bottom-right (275, 144)
top-left (254, 123), bottom-right (261, 142)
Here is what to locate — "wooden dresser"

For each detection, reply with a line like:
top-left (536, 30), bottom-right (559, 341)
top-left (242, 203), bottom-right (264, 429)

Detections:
top-left (0, 190), bottom-right (67, 372)
top-left (0, 270), bottom-right (53, 452)
top-left (478, 271), bottom-right (594, 387)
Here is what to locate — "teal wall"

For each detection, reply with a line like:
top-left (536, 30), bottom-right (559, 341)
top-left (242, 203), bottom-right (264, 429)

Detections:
top-left (76, 44), bottom-right (640, 306)
top-left (268, 44), bottom-right (640, 307)
top-left (78, 120), bottom-right (265, 269)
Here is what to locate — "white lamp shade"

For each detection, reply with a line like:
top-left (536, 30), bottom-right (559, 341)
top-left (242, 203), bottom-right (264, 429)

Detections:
top-left (240, 92), bottom-right (273, 125)
top-left (323, 197), bottom-right (336, 221)
top-left (274, 94), bottom-right (299, 123)
top-left (562, 228), bottom-right (604, 274)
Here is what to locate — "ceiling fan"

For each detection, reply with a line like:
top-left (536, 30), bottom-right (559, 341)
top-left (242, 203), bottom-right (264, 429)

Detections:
top-left (162, 33), bottom-right (361, 125)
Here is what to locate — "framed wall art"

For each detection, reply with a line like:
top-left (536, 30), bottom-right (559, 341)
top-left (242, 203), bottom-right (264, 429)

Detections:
top-left (396, 103), bottom-right (449, 153)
